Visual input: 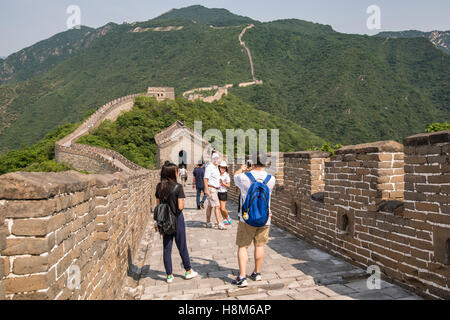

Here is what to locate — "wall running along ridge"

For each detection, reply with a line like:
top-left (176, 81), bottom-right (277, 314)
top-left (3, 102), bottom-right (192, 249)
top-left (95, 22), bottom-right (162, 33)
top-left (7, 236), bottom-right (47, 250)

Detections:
top-left (55, 94), bottom-right (145, 174)
top-left (181, 24), bottom-right (263, 103)
top-left (229, 132), bottom-right (450, 299)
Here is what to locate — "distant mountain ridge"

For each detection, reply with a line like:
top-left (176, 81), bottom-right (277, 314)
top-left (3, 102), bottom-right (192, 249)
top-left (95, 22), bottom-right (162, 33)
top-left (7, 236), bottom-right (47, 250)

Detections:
top-left (377, 30), bottom-right (450, 54)
top-left (155, 5), bottom-right (256, 26)
top-left (0, 24), bottom-right (117, 84)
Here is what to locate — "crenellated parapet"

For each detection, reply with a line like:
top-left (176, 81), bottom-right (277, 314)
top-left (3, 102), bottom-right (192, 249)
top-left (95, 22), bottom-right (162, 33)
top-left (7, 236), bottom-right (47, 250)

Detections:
top-left (228, 131), bottom-right (450, 299)
top-left (55, 94), bottom-right (144, 173)
top-left (0, 169), bottom-right (159, 300)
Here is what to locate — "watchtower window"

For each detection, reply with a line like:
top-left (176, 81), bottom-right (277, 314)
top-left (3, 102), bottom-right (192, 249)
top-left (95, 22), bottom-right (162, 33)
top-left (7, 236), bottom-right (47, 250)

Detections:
top-left (339, 214), bottom-right (349, 232)
top-left (445, 238), bottom-right (450, 265)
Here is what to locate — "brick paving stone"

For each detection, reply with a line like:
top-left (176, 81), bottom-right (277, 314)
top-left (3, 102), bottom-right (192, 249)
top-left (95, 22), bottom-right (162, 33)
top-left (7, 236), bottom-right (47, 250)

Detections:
top-left (134, 183), bottom-right (422, 301)
top-left (398, 295), bottom-right (423, 300)
top-left (320, 284), bottom-right (357, 296)
top-left (289, 289), bottom-right (329, 300)
top-left (236, 293), bottom-right (269, 300)
top-left (261, 294), bottom-right (294, 300)
top-left (348, 291), bottom-right (394, 300)
top-left (381, 287), bottom-right (415, 299)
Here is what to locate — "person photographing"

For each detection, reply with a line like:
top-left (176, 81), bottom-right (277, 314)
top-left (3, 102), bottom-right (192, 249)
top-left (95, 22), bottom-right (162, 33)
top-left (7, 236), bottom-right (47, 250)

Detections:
top-left (232, 154), bottom-right (276, 287)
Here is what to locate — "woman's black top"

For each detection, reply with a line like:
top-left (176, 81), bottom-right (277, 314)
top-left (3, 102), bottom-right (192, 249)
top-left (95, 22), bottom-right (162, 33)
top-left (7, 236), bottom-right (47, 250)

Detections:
top-left (155, 181), bottom-right (185, 214)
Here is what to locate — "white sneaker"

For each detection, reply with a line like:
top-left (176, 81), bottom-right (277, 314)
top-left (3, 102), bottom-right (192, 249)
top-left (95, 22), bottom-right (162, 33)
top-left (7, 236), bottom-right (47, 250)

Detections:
top-left (206, 222), bottom-right (214, 228)
top-left (218, 223), bottom-right (226, 230)
top-left (185, 270), bottom-right (198, 280)
top-left (167, 275), bottom-right (174, 283)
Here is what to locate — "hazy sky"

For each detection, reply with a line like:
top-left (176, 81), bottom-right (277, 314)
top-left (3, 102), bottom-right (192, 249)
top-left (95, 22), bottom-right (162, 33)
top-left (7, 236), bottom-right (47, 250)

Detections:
top-left (1, 0), bottom-right (449, 57)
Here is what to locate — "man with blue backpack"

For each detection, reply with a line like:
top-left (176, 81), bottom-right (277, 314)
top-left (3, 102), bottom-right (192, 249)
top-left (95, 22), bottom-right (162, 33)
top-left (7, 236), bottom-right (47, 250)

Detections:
top-left (232, 153), bottom-right (276, 287)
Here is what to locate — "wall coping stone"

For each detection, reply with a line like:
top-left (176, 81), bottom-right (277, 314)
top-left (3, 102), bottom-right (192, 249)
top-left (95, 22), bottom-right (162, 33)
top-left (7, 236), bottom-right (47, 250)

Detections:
top-left (284, 151), bottom-right (330, 159)
top-left (403, 130), bottom-right (450, 146)
top-left (0, 171), bottom-right (96, 200)
top-left (0, 170), bottom-right (151, 200)
top-left (335, 140), bottom-right (403, 155)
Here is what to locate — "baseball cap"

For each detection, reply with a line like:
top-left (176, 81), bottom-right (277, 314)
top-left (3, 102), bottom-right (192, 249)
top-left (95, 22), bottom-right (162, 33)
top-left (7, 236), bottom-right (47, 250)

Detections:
top-left (219, 161), bottom-right (228, 168)
top-left (212, 153), bottom-right (220, 159)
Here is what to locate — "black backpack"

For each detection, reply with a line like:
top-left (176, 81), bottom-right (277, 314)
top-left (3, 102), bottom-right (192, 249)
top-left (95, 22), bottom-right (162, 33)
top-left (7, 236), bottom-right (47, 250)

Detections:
top-left (153, 184), bottom-right (180, 236)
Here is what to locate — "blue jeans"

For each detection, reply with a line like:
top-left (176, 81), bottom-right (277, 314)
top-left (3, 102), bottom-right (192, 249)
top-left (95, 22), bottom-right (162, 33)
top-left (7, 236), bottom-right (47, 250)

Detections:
top-left (196, 187), bottom-right (207, 208)
top-left (163, 212), bottom-right (191, 275)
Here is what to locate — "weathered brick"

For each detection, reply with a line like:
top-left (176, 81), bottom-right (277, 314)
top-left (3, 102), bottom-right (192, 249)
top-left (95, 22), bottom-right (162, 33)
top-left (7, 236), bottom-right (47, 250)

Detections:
top-left (3, 274), bottom-right (51, 294)
top-left (0, 258), bottom-right (4, 279)
top-left (11, 219), bottom-right (49, 236)
top-left (427, 175), bottom-right (450, 184)
top-left (0, 199), bottom-right (57, 219)
top-left (2, 237), bottom-right (52, 256)
top-left (415, 203), bottom-right (439, 213)
top-left (13, 256), bottom-right (49, 275)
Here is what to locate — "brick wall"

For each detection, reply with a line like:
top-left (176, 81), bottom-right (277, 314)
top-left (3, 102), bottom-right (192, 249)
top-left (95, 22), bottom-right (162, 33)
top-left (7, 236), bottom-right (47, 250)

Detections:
top-left (0, 169), bottom-right (158, 300)
top-left (228, 132), bottom-right (449, 299)
top-left (55, 94), bottom-right (143, 174)
top-left (402, 130), bottom-right (450, 298)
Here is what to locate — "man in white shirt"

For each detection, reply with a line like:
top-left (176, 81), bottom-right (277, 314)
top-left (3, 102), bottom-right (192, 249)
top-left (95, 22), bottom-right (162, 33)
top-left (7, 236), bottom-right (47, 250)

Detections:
top-left (204, 153), bottom-right (226, 230)
top-left (232, 154), bottom-right (276, 287)
top-left (179, 166), bottom-right (187, 187)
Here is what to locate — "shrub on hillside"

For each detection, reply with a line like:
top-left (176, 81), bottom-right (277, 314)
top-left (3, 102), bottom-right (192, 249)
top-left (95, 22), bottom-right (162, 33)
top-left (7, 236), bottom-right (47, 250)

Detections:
top-left (425, 122), bottom-right (450, 133)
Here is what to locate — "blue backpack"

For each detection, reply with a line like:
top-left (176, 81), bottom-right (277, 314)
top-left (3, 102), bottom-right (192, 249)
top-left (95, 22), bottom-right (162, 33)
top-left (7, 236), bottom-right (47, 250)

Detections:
top-left (241, 172), bottom-right (272, 227)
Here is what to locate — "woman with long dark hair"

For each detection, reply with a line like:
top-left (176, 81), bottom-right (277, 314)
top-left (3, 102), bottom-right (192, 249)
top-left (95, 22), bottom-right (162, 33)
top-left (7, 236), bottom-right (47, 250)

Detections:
top-left (155, 162), bottom-right (198, 283)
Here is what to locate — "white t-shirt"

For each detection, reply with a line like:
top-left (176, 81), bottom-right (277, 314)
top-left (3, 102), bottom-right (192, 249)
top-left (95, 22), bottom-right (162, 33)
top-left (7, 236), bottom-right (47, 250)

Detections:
top-left (204, 163), bottom-right (221, 188)
top-left (234, 170), bottom-right (276, 226)
top-left (219, 172), bottom-right (231, 193)
top-left (179, 168), bottom-right (187, 177)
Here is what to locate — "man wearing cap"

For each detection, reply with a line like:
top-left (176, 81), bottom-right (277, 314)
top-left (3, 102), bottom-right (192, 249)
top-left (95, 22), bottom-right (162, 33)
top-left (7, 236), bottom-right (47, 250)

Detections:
top-left (204, 153), bottom-right (226, 230)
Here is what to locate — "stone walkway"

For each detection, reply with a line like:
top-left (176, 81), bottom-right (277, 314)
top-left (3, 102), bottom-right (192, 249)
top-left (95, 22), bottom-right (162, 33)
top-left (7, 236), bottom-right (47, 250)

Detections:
top-left (130, 180), bottom-right (422, 301)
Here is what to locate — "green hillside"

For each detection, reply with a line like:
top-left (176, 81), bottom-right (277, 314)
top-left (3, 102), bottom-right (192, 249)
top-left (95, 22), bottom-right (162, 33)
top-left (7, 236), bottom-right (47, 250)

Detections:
top-left (0, 25), bottom-right (116, 84)
top-left (231, 26), bottom-right (449, 143)
top-left (156, 5), bottom-right (255, 26)
top-left (77, 95), bottom-right (324, 169)
top-left (0, 5), bottom-right (449, 154)
top-left (0, 95), bottom-right (324, 173)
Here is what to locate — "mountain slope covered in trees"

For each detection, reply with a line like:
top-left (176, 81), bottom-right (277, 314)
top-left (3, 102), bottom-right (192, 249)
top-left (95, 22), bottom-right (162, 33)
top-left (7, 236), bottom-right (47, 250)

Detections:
top-left (0, 24), bottom-right (116, 84)
top-left (0, 95), bottom-right (324, 173)
top-left (377, 30), bottom-right (450, 55)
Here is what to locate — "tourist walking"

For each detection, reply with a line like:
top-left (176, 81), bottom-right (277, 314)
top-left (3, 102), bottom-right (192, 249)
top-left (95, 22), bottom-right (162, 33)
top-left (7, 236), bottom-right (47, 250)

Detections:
top-left (232, 154), bottom-right (276, 287)
top-left (204, 153), bottom-right (226, 230)
top-left (154, 162), bottom-right (198, 283)
top-left (179, 165), bottom-right (188, 187)
top-left (218, 161), bottom-right (232, 226)
top-left (193, 161), bottom-right (207, 210)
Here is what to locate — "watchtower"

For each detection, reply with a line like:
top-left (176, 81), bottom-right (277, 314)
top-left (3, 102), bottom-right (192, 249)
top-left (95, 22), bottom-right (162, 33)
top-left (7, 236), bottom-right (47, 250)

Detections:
top-left (147, 87), bottom-right (175, 101)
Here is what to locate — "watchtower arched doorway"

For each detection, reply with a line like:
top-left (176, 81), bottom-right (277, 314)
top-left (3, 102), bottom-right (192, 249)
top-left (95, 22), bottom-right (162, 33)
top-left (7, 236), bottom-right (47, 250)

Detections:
top-left (178, 150), bottom-right (187, 168)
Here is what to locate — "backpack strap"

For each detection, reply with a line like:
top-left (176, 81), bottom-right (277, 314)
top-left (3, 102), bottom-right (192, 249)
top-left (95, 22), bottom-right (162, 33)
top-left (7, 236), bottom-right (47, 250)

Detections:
top-left (263, 174), bottom-right (272, 185)
top-left (245, 172), bottom-right (256, 183)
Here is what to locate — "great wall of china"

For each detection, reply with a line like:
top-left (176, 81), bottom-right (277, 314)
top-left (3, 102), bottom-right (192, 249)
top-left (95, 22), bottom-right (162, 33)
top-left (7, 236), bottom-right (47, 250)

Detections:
top-left (0, 80), bottom-right (448, 299)
top-left (0, 23), bottom-right (448, 300)
top-left (182, 24), bottom-right (263, 102)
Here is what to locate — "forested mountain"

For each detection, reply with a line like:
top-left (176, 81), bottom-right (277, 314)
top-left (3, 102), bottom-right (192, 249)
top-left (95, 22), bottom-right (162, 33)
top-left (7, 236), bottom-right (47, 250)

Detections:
top-left (377, 30), bottom-right (450, 55)
top-left (155, 4), bottom-right (256, 26)
top-left (0, 95), bottom-right (324, 174)
top-left (0, 5), bottom-right (448, 154)
top-left (0, 24), bottom-right (116, 84)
